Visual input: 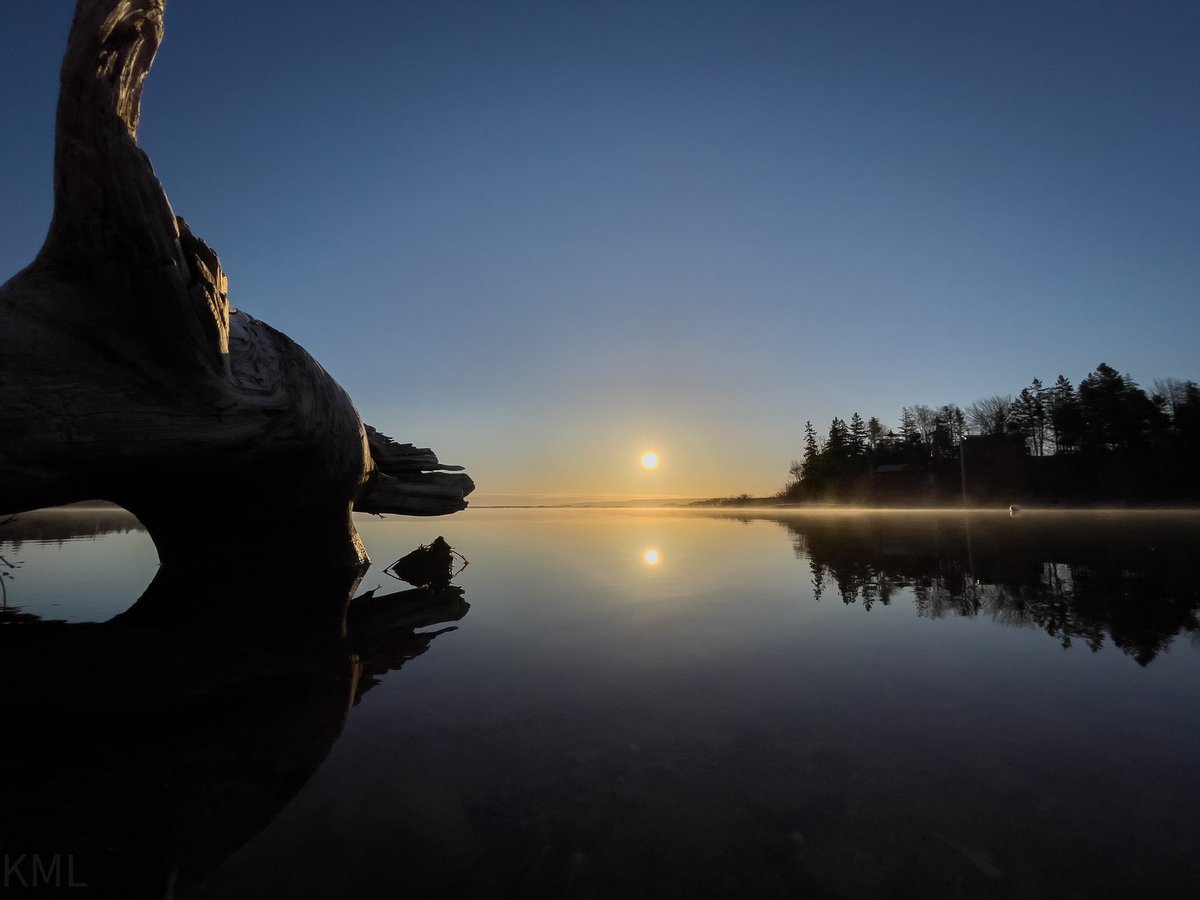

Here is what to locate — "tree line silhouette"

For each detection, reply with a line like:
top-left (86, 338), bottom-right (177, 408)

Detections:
top-left (781, 363), bottom-right (1200, 504)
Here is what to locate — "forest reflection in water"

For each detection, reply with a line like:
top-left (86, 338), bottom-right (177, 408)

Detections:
top-left (725, 510), bottom-right (1200, 667)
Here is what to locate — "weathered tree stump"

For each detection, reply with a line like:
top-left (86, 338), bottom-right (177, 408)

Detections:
top-left (0, 0), bottom-right (471, 575)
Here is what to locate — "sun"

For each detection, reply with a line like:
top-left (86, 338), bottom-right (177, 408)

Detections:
top-left (643, 549), bottom-right (661, 565)
top-left (641, 451), bottom-right (660, 469)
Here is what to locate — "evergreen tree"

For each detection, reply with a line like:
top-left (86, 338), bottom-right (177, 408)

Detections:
top-left (848, 412), bottom-right (868, 458)
top-left (1078, 363), bottom-right (1163, 451)
top-left (802, 421), bottom-right (820, 471)
top-left (945, 404), bottom-right (966, 444)
top-left (1029, 378), bottom-right (1048, 456)
top-left (826, 418), bottom-right (849, 460)
top-left (1174, 382), bottom-right (1200, 439)
top-left (1049, 375), bottom-right (1082, 453)
top-left (1011, 382), bottom-right (1047, 456)
top-left (899, 407), bottom-right (919, 446)
top-left (798, 420), bottom-right (823, 492)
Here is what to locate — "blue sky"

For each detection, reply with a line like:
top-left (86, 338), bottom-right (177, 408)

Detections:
top-left (3, 1), bottom-right (1197, 502)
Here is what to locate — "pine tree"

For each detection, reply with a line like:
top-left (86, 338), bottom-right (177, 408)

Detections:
top-left (848, 412), bottom-right (868, 458)
top-left (932, 404), bottom-right (964, 459)
top-left (945, 404), bottom-right (966, 445)
top-left (899, 407), bottom-right (919, 446)
top-left (1049, 375), bottom-right (1082, 453)
top-left (826, 418), bottom-right (849, 460)
top-left (1029, 378), bottom-right (1048, 456)
top-left (803, 421), bottom-right (820, 469)
top-left (1012, 385), bottom-right (1046, 456)
top-left (1078, 363), bottom-right (1165, 451)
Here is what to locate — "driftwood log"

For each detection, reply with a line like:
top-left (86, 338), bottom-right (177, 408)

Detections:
top-left (0, 0), bottom-right (472, 571)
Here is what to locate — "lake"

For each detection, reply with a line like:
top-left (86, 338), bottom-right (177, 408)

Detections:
top-left (2, 507), bottom-right (1199, 898)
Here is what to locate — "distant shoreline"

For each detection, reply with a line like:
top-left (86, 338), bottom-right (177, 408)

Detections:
top-left (7, 499), bottom-right (1200, 518)
top-left (685, 497), bottom-right (1200, 511)
top-left (462, 500), bottom-right (1200, 512)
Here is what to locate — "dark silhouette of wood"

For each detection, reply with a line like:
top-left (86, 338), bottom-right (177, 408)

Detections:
top-left (383, 534), bottom-right (467, 588)
top-left (0, 0), bottom-right (471, 569)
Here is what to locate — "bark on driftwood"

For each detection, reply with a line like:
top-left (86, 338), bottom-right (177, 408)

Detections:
top-left (0, 0), bottom-right (472, 570)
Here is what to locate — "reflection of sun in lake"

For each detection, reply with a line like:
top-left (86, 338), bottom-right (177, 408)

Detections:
top-left (643, 548), bottom-right (661, 566)
top-left (641, 451), bottom-right (659, 469)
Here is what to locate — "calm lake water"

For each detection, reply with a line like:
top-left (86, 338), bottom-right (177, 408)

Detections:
top-left (2, 507), bottom-right (1199, 898)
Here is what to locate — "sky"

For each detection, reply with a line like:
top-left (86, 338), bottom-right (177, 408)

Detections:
top-left (3, 1), bottom-right (1198, 504)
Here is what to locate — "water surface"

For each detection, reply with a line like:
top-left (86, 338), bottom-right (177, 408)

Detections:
top-left (3, 507), bottom-right (1198, 898)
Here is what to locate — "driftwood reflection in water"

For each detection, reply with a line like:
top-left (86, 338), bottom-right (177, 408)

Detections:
top-left (722, 512), bottom-right (1200, 666)
top-left (0, 541), bottom-right (468, 898)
